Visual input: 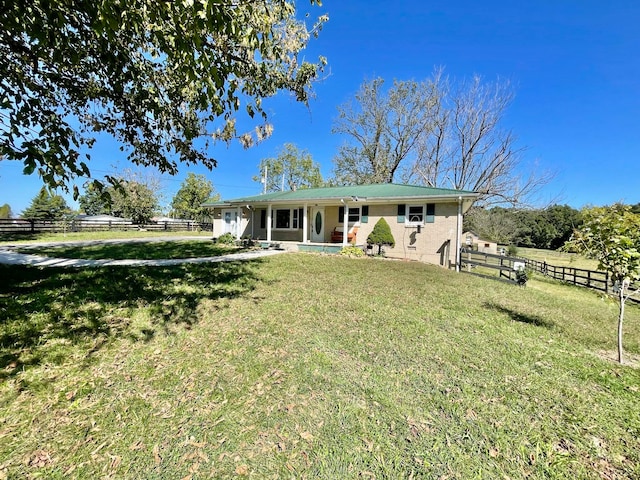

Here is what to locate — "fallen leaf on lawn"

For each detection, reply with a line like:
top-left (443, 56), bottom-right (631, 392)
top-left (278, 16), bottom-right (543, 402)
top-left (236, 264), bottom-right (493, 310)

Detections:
top-left (129, 441), bottom-right (144, 451)
top-left (109, 455), bottom-right (122, 470)
top-left (363, 438), bottom-right (374, 452)
top-left (299, 431), bottom-right (313, 441)
top-left (489, 447), bottom-right (499, 458)
top-left (26, 450), bottom-right (53, 468)
top-left (153, 444), bottom-right (162, 465)
top-left (235, 464), bottom-right (249, 475)
top-left (186, 438), bottom-right (207, 448)
top-left (65, 390), bottom-right (77, 401)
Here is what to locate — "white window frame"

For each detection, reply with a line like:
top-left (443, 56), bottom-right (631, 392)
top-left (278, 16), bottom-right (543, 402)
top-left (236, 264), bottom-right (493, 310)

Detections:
top-left (274, 207), bottom-right (302, 230)
top-left (406, 204), bottom-right (425, 225)
top-left (339, 206), bottom-right (361, 225)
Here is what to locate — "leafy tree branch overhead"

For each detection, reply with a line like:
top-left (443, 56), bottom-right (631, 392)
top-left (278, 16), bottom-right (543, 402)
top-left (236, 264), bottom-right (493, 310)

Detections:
top-left (0, 0), bottom-right (328, 197)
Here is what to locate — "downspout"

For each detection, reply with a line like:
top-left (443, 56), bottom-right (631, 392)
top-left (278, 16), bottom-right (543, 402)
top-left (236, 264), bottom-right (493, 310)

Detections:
top-left (455, 196), bottom-right (462, 272)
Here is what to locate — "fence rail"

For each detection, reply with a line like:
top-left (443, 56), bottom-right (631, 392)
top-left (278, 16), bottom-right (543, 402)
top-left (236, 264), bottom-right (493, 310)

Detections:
top-left (460, 248), bottom-right (525, 283)
top-left (0, 218), bottom-right (211, 234)
top-left (460, 247), bottom-right (639, 304)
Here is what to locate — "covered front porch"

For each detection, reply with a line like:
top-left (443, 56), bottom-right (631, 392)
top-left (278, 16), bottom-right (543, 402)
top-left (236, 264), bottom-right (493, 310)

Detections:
top-left (214, 201), bottom-right (363, 248)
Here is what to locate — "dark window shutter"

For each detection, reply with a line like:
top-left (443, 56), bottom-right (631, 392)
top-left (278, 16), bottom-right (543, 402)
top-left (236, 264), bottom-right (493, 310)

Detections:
top-left (260, 209), bottom-right (266, 229)
top-left (361, 205), bottom-right (369, 223)
top-left (338, 206), bottom-right (345, 223)
top-left (298, 208), bottom-right (304, 229)
top-left (426, 203), bottom-right (435, 223)
top-left (397, 204), bottom-right (406, 223)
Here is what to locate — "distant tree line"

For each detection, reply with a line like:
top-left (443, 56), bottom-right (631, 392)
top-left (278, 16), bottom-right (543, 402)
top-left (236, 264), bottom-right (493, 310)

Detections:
top-left (13, 172), bottom-right (218, 224)
top-left (465, 204), bottom-right (585, 250)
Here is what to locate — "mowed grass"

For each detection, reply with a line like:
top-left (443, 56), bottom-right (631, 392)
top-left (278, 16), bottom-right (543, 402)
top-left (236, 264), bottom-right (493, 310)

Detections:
top-left (0, 230), bottom-right (211, 245)
top-left (1, 253), bottom-right (639, 479)
top-left (518, 247), bottom-right (600, 270)
top-left (14, 240), bottom-right (241, 261)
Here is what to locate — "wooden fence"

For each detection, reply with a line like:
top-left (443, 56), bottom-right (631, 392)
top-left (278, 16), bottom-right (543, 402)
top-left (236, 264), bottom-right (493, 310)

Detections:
top-left (459, 248), bottom-right (525, 283)
top-left (0, 218), bottom-right (212, 234)
top-left (460, 247), bottom-right (639, 304)
top-left (523, 258), bottom-right (609, 293)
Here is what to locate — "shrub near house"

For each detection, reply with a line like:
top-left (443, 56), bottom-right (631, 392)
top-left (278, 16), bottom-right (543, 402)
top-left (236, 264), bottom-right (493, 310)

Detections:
top-left (368, 218), bottom-right (395, 255)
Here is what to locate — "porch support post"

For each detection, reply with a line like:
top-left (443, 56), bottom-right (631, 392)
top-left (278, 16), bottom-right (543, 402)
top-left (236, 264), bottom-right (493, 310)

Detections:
top-left (455, 196), bottom-right (462, 272)
top-left (302, 203), bottom-right (309, 243)
top-left (342, 200), bottom-right (349, 247)
top-left (250, 207), bottom-right (254, 239)
top-left (266, 204), bottom-right (272, 242)
top-left (236, 206), bottom-right (242, 239)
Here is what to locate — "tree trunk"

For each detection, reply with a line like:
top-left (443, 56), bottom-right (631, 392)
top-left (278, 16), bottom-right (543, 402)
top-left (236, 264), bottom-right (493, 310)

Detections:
top-left (618, 285), bottom-right (625, 364)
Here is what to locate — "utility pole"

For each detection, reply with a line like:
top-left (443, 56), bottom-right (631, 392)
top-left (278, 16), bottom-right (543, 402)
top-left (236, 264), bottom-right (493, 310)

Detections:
top-left (262, 165), bottom-right (268, 194)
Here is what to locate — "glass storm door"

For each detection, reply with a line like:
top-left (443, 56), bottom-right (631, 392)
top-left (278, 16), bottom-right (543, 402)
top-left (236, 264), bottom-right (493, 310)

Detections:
top-left (311, 207), bottom-right (324, 242)
top-left (223, 210), bottom-right (237, 236)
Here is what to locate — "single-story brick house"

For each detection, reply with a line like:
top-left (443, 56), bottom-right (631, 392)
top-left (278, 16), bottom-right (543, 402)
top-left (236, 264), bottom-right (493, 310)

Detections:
top-left (203, 184), bottom-right (478, 268)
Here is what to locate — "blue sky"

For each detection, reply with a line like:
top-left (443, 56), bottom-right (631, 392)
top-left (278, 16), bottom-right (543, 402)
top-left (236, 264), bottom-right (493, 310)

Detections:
top-left (2, 0), bottom-right (639, 214)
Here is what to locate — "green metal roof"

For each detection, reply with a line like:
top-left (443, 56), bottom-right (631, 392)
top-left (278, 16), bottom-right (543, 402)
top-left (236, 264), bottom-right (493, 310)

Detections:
top-left (203, 183), bottom-right (477, 206)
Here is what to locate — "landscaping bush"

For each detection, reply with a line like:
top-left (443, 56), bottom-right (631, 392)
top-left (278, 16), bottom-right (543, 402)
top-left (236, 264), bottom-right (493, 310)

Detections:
top-left (215, 232), bottom-right (236, 245)
top-left (367, 218), bottom-right (395, 255)
top-left (339, 245), bottom-right (365, 257)
top-left (515, 267), bottom-right (529, 286)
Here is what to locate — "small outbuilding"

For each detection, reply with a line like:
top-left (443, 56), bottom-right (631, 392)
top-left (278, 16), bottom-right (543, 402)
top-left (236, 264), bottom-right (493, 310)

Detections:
top-left (462, 231), bottom-right (498, 255)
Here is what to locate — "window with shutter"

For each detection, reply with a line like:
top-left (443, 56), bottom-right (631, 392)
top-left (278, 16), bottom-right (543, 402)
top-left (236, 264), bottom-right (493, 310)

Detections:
top-left (426, 203), bottom-right (435, 223)
top-left (397, 204), bottom-right (406, 223)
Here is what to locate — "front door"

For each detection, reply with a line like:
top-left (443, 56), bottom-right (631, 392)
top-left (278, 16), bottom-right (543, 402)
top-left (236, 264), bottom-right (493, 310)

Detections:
top-left (222, 209), bottom-right (237, 236)
top-left (311, 207), bottom-right (325, 242)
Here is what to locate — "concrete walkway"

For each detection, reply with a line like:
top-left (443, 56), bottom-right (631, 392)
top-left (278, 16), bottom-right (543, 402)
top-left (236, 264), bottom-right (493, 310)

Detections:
top-left (0, 237), bottom-right (287, 268)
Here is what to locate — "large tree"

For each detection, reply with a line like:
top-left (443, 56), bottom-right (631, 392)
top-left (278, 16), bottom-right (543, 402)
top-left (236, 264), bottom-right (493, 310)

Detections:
top-left (0, 1), bottom-right (327, 197)
top-left (408, 73), bottom-right (551, 206)
top-left (254, 143), bottom-right (324, 192)
top-left (22, 187), bottom-right (69, 220)
top-left (77, 170), bottom-right (162, 223)
top-left (564, 205), bottom-right (640, 364)
top-left (170, 173), bottom-right (217, 222)
top-left (332, 70), bottom-right (551, 206)
top-left (109, 180), bottom-right (159, 225)
top-left (464, 206), bottom-right (520, 246)
top-left (331, 78), bottom-right (437, 185)
top-left (78, 183), bottom-right (110, 215)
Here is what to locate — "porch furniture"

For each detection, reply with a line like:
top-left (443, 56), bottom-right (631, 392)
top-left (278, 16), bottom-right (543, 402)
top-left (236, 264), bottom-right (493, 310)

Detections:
top-left (331, 225), bottom-right (359, 244)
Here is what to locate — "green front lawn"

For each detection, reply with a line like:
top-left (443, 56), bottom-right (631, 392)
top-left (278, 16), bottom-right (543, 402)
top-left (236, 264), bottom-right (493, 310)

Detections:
top-left (0, 230), bottom-right (211, 245)
top-left (15, 240), bottom-right (241, 261)
top-left (1, 253), bottom-right (639, 478)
